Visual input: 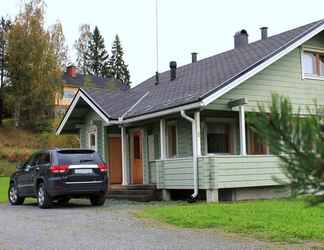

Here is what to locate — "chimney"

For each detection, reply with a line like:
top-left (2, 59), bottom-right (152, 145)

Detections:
top-left (66, 65), bottom-right (77, 77)
top-left (234, 29), bottom-right (249, 49)
top-left (169, 61), bottom-right (177, 81)
top-left (191, 52), bottom-right (198, 63)
top-left (260, 27), bottom-right (268, 40)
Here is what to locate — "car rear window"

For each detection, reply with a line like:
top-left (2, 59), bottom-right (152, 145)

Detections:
top-left (57, 150), bottom-right (102, 165)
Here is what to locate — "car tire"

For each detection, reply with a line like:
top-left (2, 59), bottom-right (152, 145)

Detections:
top-left (57, 197), bottom-right (70, 206)
top-left (37, 183), bottom-right (52, 209)
top-left (8, 183), bottom-right (25, 205)
top-left (90, 194), bottom-right (106, 206)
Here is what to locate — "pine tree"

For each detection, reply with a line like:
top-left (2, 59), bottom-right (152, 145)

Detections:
top-left (108, 34), bottom-right (130, 85)
top-left (247, 93), bottom-right (324, 203)
top-left (74, 24), bottom-right (91, 75)
top-left (85, 26), bottom-right (109, 77)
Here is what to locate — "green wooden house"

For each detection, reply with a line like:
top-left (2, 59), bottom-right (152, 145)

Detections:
top-left (57, 19), bottom-right (324, 202)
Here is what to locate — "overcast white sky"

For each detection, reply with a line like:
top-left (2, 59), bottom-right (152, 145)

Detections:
top-left (1, 0), bottom-right (324, 86)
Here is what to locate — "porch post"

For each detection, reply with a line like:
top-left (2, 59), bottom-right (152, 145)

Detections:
top-left (239, 105), bottom-right (247, 155)
top-left (194, 111), bottom-right (201, 157)
top-left (160, 119), bottom-right (166, 159)
top-left (121, 125), bottom-right (129, 185)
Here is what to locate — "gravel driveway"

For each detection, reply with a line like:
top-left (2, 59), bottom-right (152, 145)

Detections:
top-left (0, 200), bottom-right (309, 250)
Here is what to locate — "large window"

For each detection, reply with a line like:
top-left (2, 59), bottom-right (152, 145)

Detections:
top-left (206, 122), bottom-right (232, 154)
top-left (303, 50), bottom-right (324, 78)
top-left (166, 122), bottom-right (177, 158)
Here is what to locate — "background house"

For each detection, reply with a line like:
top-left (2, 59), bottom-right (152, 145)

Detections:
top-left (57, 19), bottom-right (324, 202)
top-left (54, 65), bottom-right (122, 114)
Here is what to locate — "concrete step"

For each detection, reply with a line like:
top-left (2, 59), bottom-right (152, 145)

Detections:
top-left (107, 184), bottom-right (161, 202)
top-left (110, 184), bottom-right (156, 191)
top-left (107, 193), bottom-right (158, 202)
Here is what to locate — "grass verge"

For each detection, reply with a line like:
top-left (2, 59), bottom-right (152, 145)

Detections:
top-left (0, 177), bottom-right (9, 203)
top-left (138, 199), bottom-right (324, 242)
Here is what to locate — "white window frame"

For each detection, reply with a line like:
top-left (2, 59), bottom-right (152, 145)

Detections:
top-left (301, 47), bottom-right (324, 81)
top-left (165, 120), bottom-right (178, 159)
top-left (204, 117), bottom-right (237, 155)
top-left (88, 126), bottom-right (97, 151)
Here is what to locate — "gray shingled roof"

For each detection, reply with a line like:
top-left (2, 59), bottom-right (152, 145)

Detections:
top-left (83, 19), bottom-right (324, 120)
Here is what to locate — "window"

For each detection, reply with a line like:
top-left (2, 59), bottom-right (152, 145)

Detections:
top-left (303, 50), bottom-right (324, 78)
top-left (166, 122), bottom-right (177, 158)
top-left (207, 123), bottom-right (231, 154)
top-left (133, 134), bottom-right (141, 160)
top-left (248, 129), bottom-right (267, 155)
top-left (63, 90), bottom-right (76, 99)
top-left (88, 127), bottom-right (97, 151)
top-left (38, 153), bottom-right (51, 165)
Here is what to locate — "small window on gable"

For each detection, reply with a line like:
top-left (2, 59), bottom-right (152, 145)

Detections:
top-left (303, 50), bottom-right (324, 78)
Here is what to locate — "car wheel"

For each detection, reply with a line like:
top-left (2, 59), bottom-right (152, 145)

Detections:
top-left (90, 194), bottom-right (106, 206)
top-left (37, 183), bottom-right (52, 209)
top-left (57, 197), bottom-right (70, 206)
top-left (8, 183), bottom-right (25, 205)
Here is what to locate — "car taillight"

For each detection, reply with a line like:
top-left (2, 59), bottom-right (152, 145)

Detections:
top-left (49, 165), bottom-right (69, 173)
top-left (98, 163), bottom-right (108, 172)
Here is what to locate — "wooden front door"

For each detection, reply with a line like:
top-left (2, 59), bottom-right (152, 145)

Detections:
top-left (108, 136), bottom-right (122, 184)
top-left (131, 130), bottom-right (143, 184)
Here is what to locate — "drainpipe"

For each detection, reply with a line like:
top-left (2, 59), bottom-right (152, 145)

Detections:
top-left (180, 110), bottom-right (198, 201)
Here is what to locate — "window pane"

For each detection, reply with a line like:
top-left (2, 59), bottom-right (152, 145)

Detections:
top-left (90, 134), bottom-right (96, 147)
top-left (320, 55), bottom-right (324, 76)
top-left (167, 124), bottom-right (177, 158)
top-left (303, 52), bottom-right (316, 75)
top-left (134, 135), bottom-right (141, 159)
top-left (63, 90), bottom-right (76, 99)
top-left (207, 123), bottom-right (229, 154)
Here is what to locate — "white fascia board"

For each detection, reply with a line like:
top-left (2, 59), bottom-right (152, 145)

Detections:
top-left (56, 90), bottom-right (110, 135)
top-left (106, 101), bottom-right (202, 126)
top-left (201, 23), bottom-right (324, 106)
top-left (79, 92), bottom-right (110, 124)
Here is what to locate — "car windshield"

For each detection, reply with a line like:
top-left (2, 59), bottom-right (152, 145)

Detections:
top-left (57, 150), bottom-right (102, 165)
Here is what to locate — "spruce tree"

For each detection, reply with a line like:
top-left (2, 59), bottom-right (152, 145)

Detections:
top-left (85, 26), bottom-right (109, 77)
top-left (108, 34), bottom-right (130, 85)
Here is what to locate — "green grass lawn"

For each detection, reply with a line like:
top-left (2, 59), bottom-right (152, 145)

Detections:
top-left (139, 199), bottom-right (324, 242)
top-left (0, 177), bottom-right (9, 203)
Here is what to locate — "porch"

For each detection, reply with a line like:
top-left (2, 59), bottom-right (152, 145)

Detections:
top-left (76, 97), bottom-right (289, 202)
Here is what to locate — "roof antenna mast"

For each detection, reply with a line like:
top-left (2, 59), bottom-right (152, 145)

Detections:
top-left (155, 0), bottom-right (160, 84)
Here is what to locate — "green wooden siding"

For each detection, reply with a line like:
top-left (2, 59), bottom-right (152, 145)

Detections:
top-left (152, 158), bottom-right (208, 189)
top-left (208, 33), bottom-right (324, 113)
top-left (207, 155), bottom-right (288, 189)
top-left (79, 112), bottom-right (106, 161)
top-left (150, 155), bottom-right (287, 190)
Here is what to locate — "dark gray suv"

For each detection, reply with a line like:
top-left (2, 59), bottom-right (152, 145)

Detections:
top-left (8, 149), bottom-right (108, 208)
